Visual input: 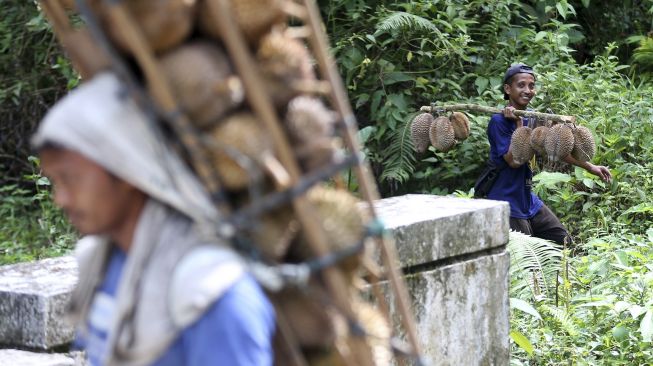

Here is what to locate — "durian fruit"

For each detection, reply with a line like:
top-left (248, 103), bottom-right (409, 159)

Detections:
top-left (295, 137), bottom-right (340, 172)
top-left (159, 42), bottom-right (243, 129)
top-left (306, 299), bottom-right (392, 366)
top-left (530, 126), bottom-right (549, 156)
top-left (510, 127), bottom-right (534, 165)
top-left (571, 125), bottom-right (596, 162)
top-left (250, 205), bottom-right (300, 261)
top-left (199, 0), bottom-right (286, 44)
top-left (96, 0), bottom-right (195, 53)
top-left (287, 186), bottom-right (370, 277)
top-left (544, 123), bottom-right (575, 162)
top-left (257, 31), bottom-right (316, 107)
top-left (285, 96), bottom-right (336, 144)
top-left (449, 112), bottom-right (470, 141)
top-left (207, 113), bottom-right (273, 190)
top-left (429, 116), bottom-right (456, 152)
top-left (410, 113), bottom-right (434, 153)
top-left (285, 97), bottom-right (339, 172)
top-left (270, 286), bottom-right (338, 349)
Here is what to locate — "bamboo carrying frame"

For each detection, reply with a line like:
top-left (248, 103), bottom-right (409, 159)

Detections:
top-left (39, 0), bottom-right (425, 365)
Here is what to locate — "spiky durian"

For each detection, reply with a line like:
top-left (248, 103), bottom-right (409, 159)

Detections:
top-left (449, 111), bottom-right (470, 141)
top-left (207, 113), bottom-right (273, 190)
top-left (96, 0), bottom-right (195, 53)
top-left (545, 123), bottom-right (575, 162)
top-left (285, 96), bottom-right (336, 144)
top-left (530, 126), bottom-right (549, 156)
top-left (159, 42), bottom-right (243, 129)
top-left (429, 116), bottom-right (455, 152)
top-left (287, 186), bottom-right (369, 276)
top-left (250, 205), bottom-right (299, 261)
top-left (571, 125), bottom-right (596, 162)
top-left (199, 0), bottom-right (286, 44)
top-left (256, 31), bottom-right (316, 107)
top-left (410, 113), bottom-right (434, 153)
top-left (510, 126), bottom-right (534, 165)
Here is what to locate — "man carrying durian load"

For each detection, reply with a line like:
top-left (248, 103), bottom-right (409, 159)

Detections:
top-left (32, 72), bottom-right (275, 366)
top-left (485, 63), bottom-right (612, 245)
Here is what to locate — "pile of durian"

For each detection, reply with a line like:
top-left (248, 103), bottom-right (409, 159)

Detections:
top-left (510, 122), bottom-right (596, 165)
top-left (45, 0), bottom-right (391, 364)
top-left (410, 111), bottom-right (470, 153)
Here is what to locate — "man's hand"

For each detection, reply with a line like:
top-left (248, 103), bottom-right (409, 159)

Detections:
top-left (586, 164), bottom-right (612, 182)
top-left (503, 106), bottom-right (522, 127)
top-left (563, 154), bottom-right (612, 183)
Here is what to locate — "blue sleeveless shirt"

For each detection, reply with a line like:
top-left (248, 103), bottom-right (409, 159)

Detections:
top-left (486, 113), bottom-right (543, 219)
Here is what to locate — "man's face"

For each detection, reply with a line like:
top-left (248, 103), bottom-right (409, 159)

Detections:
top-left (40, 148), bottom-right (143, 237)
top-left (504, 73), bottom-right (536, 109)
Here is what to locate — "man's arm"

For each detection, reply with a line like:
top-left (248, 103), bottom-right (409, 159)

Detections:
top-left (563, 154), bottom-right (612, 182)
top-left (502, 106), bottom-right (525, 169)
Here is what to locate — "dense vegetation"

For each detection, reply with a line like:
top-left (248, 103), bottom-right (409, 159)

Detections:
top-left (3, 0), bottom-right (653, 363)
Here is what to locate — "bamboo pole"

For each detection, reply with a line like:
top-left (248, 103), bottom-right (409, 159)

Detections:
top-left (300, 0), bottom-right (423, 361)
top-left (205, 0), bottom-right (377, 365)
top-left (420, 103), bottom-right (576, 123)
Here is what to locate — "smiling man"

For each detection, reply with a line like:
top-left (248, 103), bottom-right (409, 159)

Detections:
top-left (485, 63), bottom-right (611, 244)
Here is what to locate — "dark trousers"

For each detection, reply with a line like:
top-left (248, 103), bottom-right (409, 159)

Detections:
top-left (509, 204), bottom-right (571, 245)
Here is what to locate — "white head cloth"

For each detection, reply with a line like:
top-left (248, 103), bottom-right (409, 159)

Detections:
top-left (31, 72), bottom-right (220, 225)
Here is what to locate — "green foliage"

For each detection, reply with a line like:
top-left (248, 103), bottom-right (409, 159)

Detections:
top-left (0, 158), bottom-right (76, 265)
top-left (0, 0), bottom-right (77, 185)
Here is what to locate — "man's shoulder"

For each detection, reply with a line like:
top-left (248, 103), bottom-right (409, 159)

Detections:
top-left (169, 245), bottom-right (247, 327)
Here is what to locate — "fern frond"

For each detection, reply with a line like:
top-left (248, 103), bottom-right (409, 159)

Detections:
top-left (375, 11), bottom-right (440, 35)
top-left (508, 231), bottom-right (563, 300)
top-left (379, 118), bottom-right (416, 183)
top-left (634, 37), bottom-right (653, 67)
top-left (540, 304), bottom-right (579, 336)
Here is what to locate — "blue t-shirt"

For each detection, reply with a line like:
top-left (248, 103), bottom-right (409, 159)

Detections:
top-left (486, 113), bottom-right (543, 219)
top-left (75, 247), bottom-right (275, 366)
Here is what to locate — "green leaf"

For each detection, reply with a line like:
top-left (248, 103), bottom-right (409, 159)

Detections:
top-left (510, 330), bottom-right (534, 356)
top-left (475, 76), bottom-right (489, 95)
top-left (533, 172), bottom-right (572, 187)
top-left (510, 298), bottom-right (542, 320)
top-left (556, 3), bottom-right (567, 19)
top-left (534, 31), bottom-right (548, 42)
top-left (640, 309), bottom-right (653, 342)
top-left (383, 72), bottom-right (413, 86)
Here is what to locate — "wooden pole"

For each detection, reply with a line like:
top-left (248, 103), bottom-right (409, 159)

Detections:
top-left (420, 103), bottom-right (576, 123)
top-left (300, 0), bottom-right (423, 360)
top-left (205, 0), bottom-right (377, 365)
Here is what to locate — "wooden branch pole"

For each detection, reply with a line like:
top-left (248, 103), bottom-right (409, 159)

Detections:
top-left (420, 103), bottom-right (576, 124)
top-left (206, 0), bottom-right (377, 365)
top-left (301, 0), bottom-right (423, 361)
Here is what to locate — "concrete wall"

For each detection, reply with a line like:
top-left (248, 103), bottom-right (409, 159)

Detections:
top-left (0, 194), bottom-right (510, 365)
top-left (374, 194), bottom-right (510, 365)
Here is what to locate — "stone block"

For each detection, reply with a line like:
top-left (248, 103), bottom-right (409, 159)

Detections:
top-left (0, 256), bottom-right (77, 349)
top-left (402, 252), bottom-right (510, 365)
top-left (373, 195), bottom-right (509, 267)
top-left (0, 349), bottom-right (86, 366)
